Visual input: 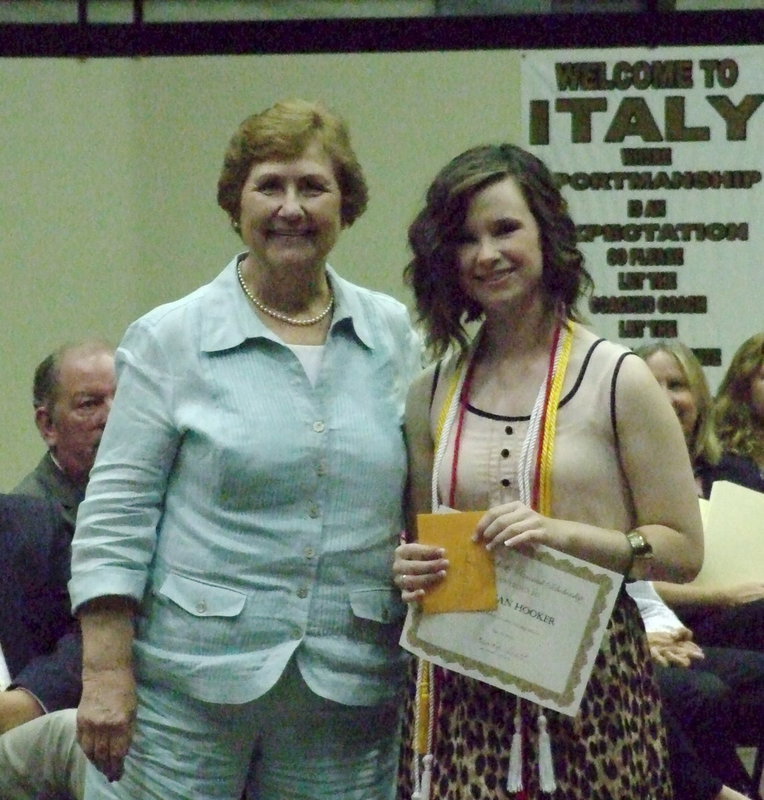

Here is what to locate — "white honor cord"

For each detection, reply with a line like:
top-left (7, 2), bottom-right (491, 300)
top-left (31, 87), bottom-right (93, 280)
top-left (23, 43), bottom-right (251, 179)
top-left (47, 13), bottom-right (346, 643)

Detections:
top-left (508, 325), bottom-right (568, 795)
top-left (516, 375), bottom-right (548, 505)
top-left (517, 327), bottom-right (566, 506)
top-left (430, 350), bottom-right (472, 511)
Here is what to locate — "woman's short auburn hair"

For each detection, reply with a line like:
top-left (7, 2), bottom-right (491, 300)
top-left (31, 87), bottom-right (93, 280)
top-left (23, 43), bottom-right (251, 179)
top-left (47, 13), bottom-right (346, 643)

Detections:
top-left (405, 143), bottom-right (592, 357)
top-left (217, 98), bottom-right (368, 231)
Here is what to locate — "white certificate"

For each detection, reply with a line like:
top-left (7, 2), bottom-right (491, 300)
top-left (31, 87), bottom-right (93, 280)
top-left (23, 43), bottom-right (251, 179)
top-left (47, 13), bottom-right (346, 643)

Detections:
top-left (400, 544), bottom-right (622, 716)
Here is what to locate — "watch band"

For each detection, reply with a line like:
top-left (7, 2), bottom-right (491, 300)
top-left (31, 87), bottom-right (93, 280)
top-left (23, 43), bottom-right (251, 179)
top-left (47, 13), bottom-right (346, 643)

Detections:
top-left (623, 529), bottom-right (654, 578)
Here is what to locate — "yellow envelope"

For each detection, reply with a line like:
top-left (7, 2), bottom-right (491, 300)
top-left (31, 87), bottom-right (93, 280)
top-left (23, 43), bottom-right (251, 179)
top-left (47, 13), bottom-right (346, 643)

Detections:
top-left (417, 510), bottom-right (497, 614)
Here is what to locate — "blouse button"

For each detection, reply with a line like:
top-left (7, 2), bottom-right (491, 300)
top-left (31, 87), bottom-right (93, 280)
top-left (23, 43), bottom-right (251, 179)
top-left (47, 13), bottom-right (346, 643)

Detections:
top-left (501, 478), bottom-right (511, 488)
top-left (196, 600), bottom-right (207, 614)
top-left (313, 421), bottom-right (326, 433)
top-left (297, 587), bottom-right (309, 599)
top-left (501, 448), bottom-right (510, 458)
top-left (505, 425), bottom-right (514, 435)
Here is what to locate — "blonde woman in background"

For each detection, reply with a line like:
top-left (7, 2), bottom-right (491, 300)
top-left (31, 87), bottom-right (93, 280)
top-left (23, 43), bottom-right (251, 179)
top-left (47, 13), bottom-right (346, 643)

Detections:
top-left (635, 341), bottom-right (763, 498)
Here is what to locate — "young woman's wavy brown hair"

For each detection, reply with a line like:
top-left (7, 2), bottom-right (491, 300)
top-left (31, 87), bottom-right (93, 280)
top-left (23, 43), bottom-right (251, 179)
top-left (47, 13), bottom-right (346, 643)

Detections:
top-left (405, 143), bottom-right (593, 357)
top-left (714, 332), bottom-right (764, 466)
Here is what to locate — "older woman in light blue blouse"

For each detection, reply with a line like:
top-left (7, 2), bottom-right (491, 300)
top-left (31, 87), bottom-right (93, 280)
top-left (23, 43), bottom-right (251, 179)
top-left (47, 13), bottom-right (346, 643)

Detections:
top-left (69, 99), bottom-right (421, 800)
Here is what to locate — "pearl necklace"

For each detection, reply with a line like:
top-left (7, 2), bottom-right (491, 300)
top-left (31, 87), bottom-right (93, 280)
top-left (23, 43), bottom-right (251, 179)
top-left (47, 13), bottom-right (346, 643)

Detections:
top-left (236, 262), bottom-right (334, 327)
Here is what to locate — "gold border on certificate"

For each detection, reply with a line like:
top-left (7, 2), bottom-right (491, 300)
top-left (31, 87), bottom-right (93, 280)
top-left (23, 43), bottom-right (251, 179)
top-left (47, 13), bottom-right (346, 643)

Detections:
top-left (400, 544), bottom-right (622, 716)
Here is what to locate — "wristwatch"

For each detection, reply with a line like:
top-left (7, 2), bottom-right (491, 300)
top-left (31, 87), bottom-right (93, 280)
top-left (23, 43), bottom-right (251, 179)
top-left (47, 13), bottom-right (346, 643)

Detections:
top-left (626, 530), bottom-right (654, 559)
top-left (624, 530), bottom-right (654, 578)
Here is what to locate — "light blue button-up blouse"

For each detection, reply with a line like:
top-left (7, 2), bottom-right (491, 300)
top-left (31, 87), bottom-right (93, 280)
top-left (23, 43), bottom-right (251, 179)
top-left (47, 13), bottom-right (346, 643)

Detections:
top-left (69, 256), bottom-right (422, 707)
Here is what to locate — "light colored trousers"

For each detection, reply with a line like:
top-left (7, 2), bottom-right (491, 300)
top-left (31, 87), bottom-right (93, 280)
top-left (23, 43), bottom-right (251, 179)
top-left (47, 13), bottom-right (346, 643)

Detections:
top-left (85, 659), bottom-right (402, 800)
top-left (0, 708), bottom-right (86, 800)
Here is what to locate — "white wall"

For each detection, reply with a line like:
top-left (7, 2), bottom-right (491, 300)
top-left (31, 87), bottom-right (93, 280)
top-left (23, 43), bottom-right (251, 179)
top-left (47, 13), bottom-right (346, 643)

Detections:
top-left (0, 50), bottom-right (523, 488)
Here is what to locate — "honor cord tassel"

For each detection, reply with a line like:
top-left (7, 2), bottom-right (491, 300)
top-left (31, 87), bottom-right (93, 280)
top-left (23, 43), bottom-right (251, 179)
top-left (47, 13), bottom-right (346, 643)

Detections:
top-left (420, 754), bottom-right (434, 800)
top-left (412, 660), bottom-right (436, 800)
top-left (507, 704), bottom-right (524, 793)
top-left (538, 711), bottom-right (556, 793)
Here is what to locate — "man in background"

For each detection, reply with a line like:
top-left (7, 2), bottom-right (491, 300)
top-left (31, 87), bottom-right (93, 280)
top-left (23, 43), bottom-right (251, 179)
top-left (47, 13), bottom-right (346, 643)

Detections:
top-left (0, 340), bottom-right (115, 798)
top-left (0, 493), bottom-right (84, 799)
top-left (14, 339), bottom-right (115, 530)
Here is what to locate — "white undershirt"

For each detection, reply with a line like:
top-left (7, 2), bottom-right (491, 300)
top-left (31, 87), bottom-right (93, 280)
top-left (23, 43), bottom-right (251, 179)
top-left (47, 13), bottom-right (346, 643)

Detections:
top-left (625, 580), bottom-right (684, 633)
top-left (288, 344), bottom-right (325, 387)
top-left (0, 641), bottom-right (11, 690)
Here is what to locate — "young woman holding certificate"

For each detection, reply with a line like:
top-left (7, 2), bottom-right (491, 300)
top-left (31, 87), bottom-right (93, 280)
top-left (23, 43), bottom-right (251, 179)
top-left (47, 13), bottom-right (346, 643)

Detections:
top-left (393, 144), bottom-right (703, 800)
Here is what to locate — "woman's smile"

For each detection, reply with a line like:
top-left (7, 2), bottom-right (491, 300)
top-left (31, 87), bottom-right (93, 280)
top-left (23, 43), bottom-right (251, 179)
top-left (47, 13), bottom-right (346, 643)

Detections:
top-left (238, 138), bottom-right (343, 275)
top-left (457, 176), bottom-right (543, 313)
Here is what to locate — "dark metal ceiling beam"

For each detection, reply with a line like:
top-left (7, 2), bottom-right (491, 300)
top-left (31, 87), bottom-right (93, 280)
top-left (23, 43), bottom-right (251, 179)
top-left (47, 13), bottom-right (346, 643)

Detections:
top-left (0, 9), bottom-right (761, 58)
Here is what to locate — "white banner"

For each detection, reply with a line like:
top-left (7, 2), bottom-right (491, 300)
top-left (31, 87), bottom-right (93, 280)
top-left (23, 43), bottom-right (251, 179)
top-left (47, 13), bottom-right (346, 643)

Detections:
top-left (522, 46), bottom-right (763, 389)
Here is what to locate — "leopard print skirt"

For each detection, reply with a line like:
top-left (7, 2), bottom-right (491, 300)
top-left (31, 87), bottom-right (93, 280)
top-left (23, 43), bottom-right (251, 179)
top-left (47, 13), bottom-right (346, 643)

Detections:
top-left (397, 590), bottom-right (672, 800)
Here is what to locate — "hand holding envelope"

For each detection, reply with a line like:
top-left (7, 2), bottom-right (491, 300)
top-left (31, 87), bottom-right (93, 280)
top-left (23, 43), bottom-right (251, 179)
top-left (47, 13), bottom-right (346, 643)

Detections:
top-left (417, 511), bottom-right (498, 614)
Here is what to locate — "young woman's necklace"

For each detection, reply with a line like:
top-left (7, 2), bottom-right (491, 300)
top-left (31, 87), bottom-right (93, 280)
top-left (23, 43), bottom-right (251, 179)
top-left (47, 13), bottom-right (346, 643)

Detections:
top-left (236, 262), bottom-right (334, 327)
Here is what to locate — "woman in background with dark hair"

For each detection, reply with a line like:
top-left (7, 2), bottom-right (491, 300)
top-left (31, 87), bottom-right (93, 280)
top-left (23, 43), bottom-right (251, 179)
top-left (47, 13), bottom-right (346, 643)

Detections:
top-left (393, 143), bottom-right (702, 800)
top-left (715, 332), bottom-right (764, 484)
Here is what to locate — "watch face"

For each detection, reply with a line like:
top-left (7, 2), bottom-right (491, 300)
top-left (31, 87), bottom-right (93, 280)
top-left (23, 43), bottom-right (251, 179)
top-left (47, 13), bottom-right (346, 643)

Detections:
top-left (628, 531), bottom-right (653, 558)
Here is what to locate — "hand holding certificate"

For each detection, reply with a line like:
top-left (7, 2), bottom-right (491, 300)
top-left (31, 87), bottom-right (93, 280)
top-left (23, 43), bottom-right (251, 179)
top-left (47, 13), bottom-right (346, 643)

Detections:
top-left (401, 511), bottom-right (622, 716)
